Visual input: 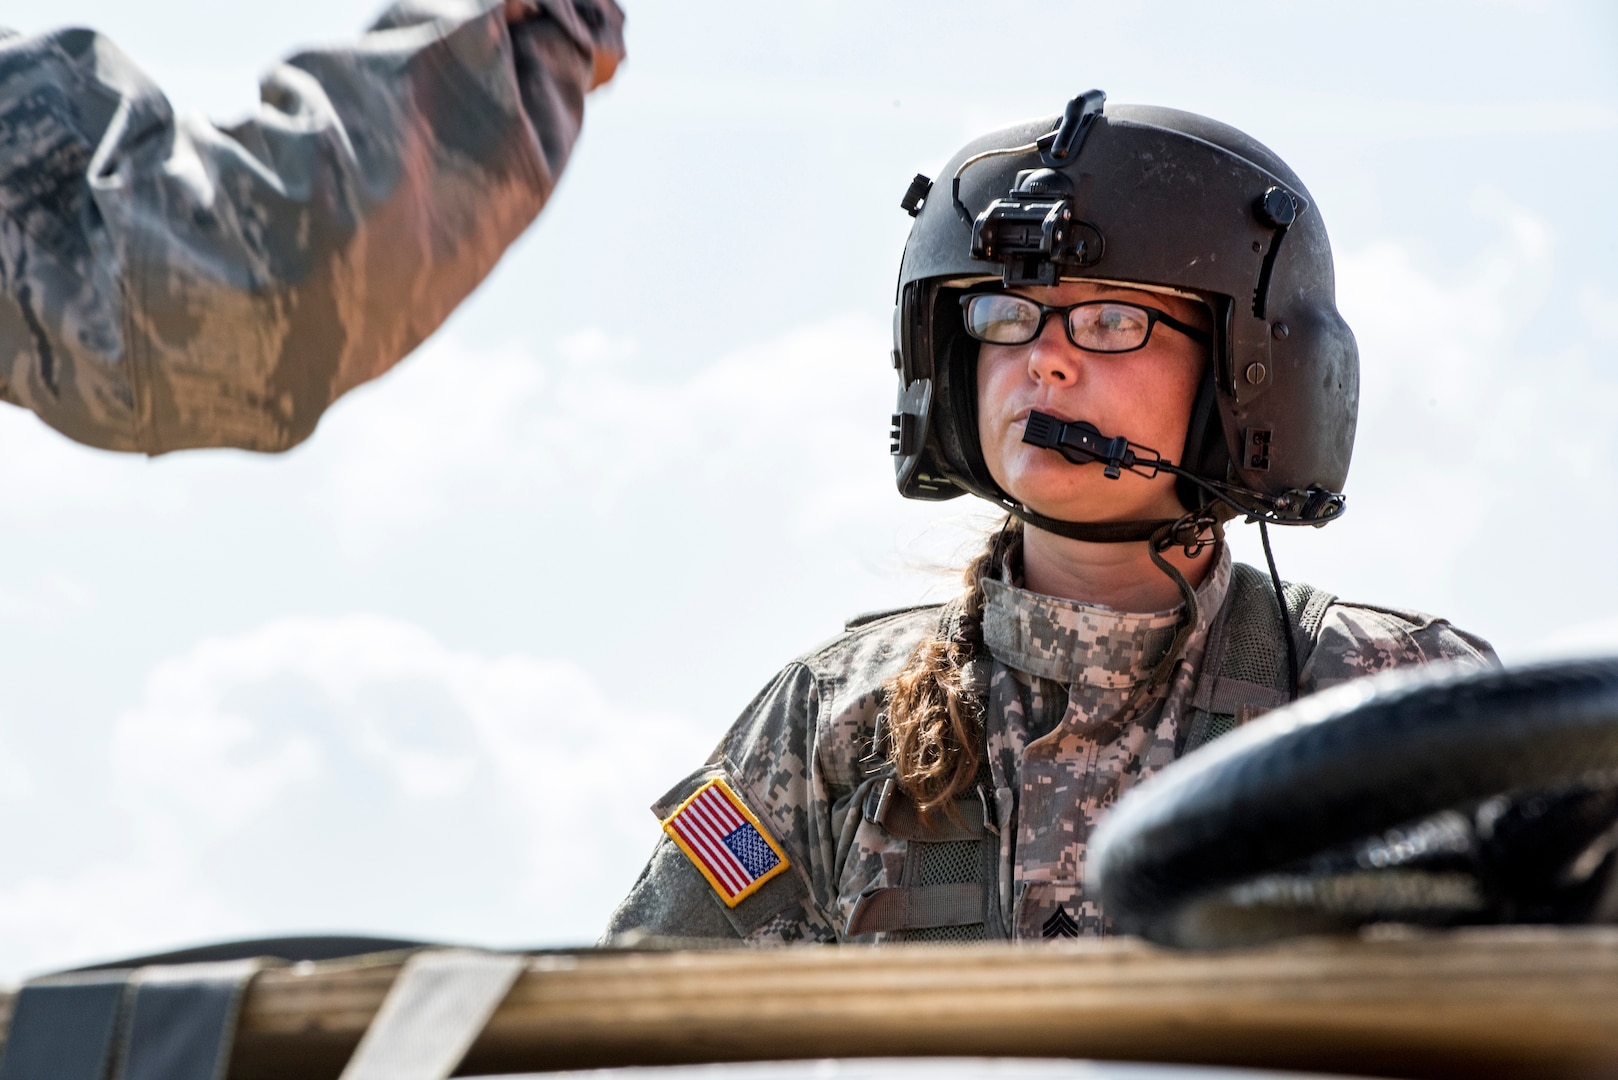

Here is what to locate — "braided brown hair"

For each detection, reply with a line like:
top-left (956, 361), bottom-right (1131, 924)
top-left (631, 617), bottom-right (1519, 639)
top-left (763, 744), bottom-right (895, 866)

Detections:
top-left (882, 517), bottom-right (1022, 813)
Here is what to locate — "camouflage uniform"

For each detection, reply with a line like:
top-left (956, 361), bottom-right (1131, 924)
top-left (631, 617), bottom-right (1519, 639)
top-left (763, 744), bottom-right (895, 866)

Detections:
top-left (0, 0), bottom-right (623, 453)
top-left (604, 543), bottom-right (1497, 944)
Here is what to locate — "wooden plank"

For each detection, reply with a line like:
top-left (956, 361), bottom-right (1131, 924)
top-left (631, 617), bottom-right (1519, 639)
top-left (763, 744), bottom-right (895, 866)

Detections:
top-left (7, 928), bottom-right (1618, 1079)
top-left (453, 929), bottom-right (1618, 1079)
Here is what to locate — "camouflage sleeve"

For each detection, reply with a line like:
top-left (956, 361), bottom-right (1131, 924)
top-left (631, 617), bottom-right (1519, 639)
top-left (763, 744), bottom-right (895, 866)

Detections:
top-left (1303, 601), bottom-right (1500, 693)
top-left (599, 835), bottom-right (745, 944)
top-left (602, 661), bottom-right (843, 945)
top-left (0, 0), bottom-right (624, 453)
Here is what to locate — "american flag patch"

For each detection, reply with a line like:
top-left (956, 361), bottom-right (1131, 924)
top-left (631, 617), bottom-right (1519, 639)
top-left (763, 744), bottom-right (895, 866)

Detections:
top-left (661, 778), bottom-right (790, 907)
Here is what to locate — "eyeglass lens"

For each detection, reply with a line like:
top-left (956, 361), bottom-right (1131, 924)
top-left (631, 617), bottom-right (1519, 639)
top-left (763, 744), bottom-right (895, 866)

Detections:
top-left (964, 294), bottom-right (1155, 353)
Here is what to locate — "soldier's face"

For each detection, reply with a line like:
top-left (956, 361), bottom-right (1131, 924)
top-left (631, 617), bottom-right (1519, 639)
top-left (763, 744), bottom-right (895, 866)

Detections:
top-left (975, 280), bottom-right (1209, 525)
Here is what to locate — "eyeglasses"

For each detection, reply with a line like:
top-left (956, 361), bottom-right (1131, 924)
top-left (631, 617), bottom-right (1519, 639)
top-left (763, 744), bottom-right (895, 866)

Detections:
top-left (959, 292), bottom-right (1211, 353)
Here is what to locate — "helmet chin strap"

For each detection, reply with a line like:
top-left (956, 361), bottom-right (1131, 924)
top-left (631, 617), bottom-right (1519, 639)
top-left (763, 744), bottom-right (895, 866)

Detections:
top-left (1005, 504), bottom-right (1179, 545)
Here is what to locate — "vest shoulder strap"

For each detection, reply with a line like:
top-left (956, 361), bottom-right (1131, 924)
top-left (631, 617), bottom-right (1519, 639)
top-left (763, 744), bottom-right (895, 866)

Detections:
top-left (1181, 562), bottom-right (1337, 756)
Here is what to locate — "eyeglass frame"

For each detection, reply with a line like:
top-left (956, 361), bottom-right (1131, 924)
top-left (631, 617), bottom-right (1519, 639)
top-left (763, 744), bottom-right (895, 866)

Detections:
top-left (957, 292), bottom-right (1212, 354)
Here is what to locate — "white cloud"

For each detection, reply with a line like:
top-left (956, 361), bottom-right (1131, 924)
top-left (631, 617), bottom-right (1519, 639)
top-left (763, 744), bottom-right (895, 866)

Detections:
top-left (1270, 95), bottom-right (1617, 141)
top-left (1581, 282), bottom-right (1618, 344)
top-left (1517, 616), bottom-right (1618, 661)
top-left (314, 341), bottom-right (559, 550)
top-left (0, 848), bottom-right (245, 978)
top-left (0, 736), bottom-right (35, 803)
top-left (0, 615), bottom-right (714, 978)
top-left (0, 412), bottom-right (150, 523)
top-left (0, 572), bottom-right (94, 630)
top-left (313, 313), bottom-right (905, 555)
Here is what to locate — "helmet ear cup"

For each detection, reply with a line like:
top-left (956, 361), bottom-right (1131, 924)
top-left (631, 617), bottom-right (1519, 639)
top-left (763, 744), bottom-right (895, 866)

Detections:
top-left (893, 281), bottom-right (953, 500)
top-left (941, 320), bottom-right (1000, 500)
top-left (893, 282), bottom-right (1014, 505)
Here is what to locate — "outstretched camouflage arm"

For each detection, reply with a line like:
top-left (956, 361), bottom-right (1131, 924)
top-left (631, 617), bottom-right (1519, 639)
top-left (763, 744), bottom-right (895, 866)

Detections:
top-left (0, 0), bottom-right (623, 453)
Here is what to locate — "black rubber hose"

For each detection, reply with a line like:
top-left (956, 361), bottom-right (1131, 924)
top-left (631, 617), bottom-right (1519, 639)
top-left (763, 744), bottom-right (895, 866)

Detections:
top-left (1090, 657), bottom-right (1618, 948)
top-left (65, 935), bottom-right (433, 971)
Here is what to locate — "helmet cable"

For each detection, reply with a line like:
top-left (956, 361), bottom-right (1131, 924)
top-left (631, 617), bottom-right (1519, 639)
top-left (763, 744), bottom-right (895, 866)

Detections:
top-left (950, 140), bottom-right (1044, 222)
top-left (1105, 516), bottom-right (1224, 728)
top-left (949, 89), bottom-right (1110, 222)
top-left (1258, 519), bottom-right (1302, 701)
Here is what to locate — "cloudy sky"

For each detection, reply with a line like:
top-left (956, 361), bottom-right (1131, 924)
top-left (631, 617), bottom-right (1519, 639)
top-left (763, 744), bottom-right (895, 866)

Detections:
top-left (0, 0), bottom-right (1613, 978)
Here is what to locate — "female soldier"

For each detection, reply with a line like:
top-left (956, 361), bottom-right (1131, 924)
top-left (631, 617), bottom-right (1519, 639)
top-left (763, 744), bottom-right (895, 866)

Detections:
top-left (605, 92), bottom-right (1494, 944)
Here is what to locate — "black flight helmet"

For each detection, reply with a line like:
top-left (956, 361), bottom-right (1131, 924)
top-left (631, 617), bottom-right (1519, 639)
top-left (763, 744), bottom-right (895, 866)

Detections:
top-left (890, 92), bottom-right (1357, 540)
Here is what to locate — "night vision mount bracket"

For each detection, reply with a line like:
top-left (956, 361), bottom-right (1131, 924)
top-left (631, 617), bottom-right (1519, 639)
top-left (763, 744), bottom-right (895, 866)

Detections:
top-left (959, 90), bottom-right (1109, 287)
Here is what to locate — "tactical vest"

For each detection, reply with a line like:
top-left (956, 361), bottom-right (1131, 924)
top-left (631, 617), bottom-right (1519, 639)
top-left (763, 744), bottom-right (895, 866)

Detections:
top-left (844, 563), bottom-right (1336, 942)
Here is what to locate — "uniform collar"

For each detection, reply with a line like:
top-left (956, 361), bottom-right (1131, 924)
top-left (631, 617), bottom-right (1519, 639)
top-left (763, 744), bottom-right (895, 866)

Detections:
top-left (980, 543), bottom-right (1232, 687)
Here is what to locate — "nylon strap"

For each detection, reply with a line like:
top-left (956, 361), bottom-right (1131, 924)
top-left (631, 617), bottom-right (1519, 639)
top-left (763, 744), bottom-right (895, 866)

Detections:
top-left (0, 960), bottom-right (264, 1080)
top-left (121, 960), bottom-right (264, 1080)
top-left (338, 949), bottom-right (525, 1080)
top-left (864, 778), bottom-right (986, 842)
top-left (0, 971), bottom-right (128, 1080)
top-left (844, 883), bottom-right (987, 936)
top-left (1193, 676), bottom-right (1289, 716)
